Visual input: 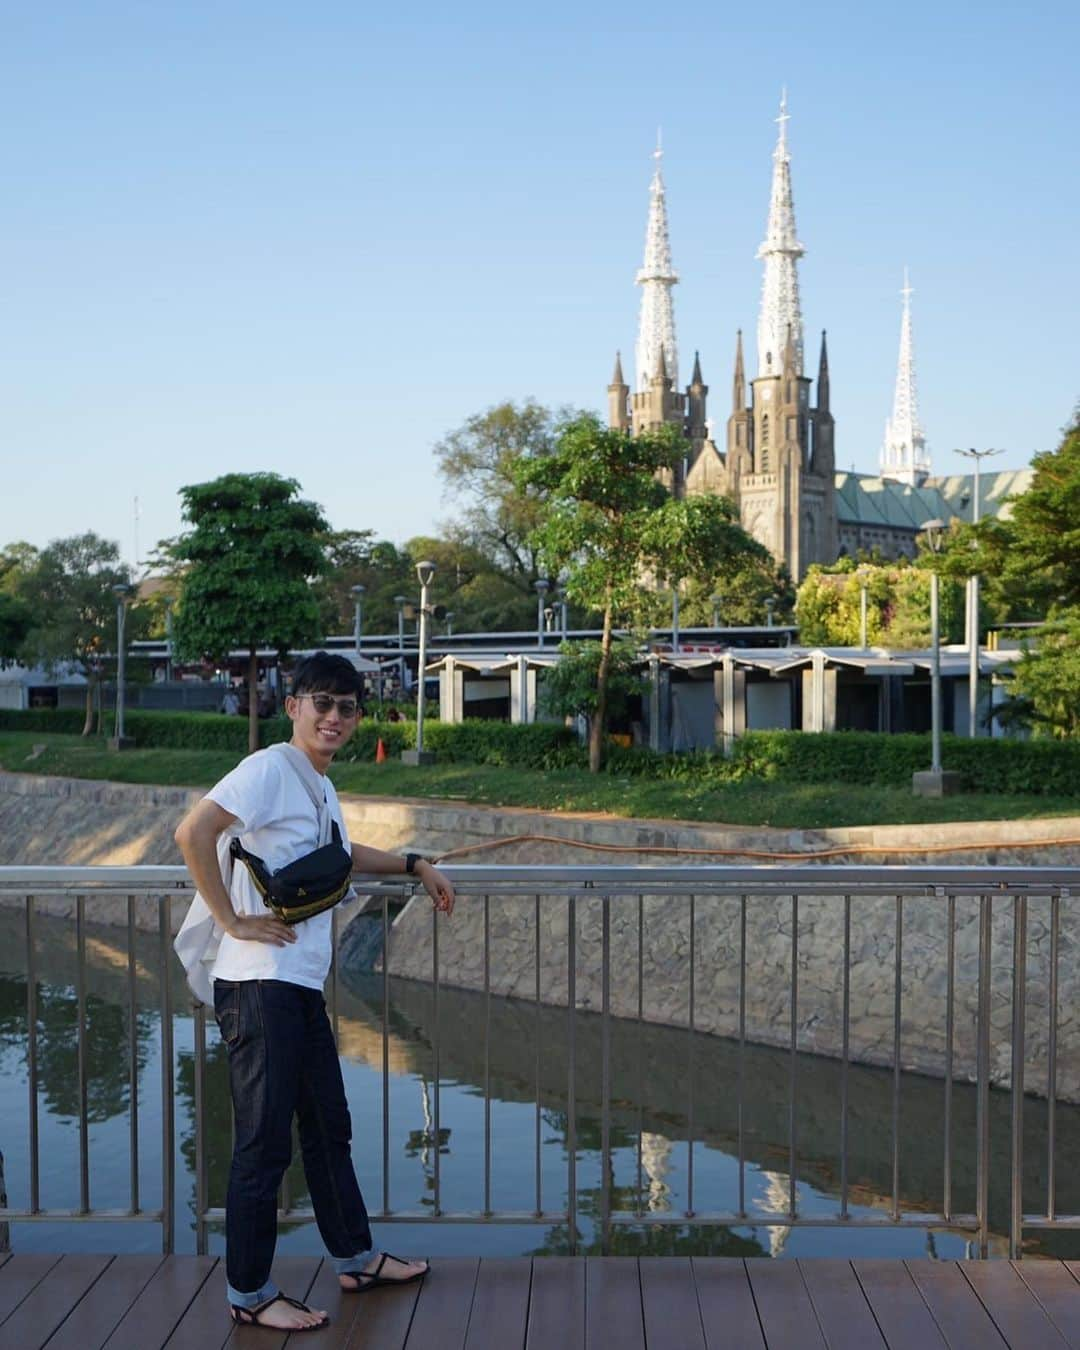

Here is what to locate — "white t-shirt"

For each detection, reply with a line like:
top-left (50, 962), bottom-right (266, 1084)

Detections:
top-left (207, 747), bottom-right (351, 991)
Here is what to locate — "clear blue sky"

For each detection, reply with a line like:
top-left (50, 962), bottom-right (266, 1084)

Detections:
top-left (2, 0), bottom-right (1077, 569)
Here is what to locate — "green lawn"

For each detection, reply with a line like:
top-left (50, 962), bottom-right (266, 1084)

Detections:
top-left (1, 731), bottom-right (1076, 830)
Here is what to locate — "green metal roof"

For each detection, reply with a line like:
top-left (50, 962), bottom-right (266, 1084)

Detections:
top-left (834, 468), bottom-right (1033, 529)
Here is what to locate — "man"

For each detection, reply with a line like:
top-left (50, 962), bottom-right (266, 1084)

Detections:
top-left (175, 651), bottom-right (455, 1332)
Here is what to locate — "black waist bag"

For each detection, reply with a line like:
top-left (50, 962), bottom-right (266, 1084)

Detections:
top-left (230, 820), bottom-right (352, 925)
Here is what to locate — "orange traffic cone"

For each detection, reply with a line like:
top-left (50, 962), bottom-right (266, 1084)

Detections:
top-left (375, 737), bottom-right (386, 764)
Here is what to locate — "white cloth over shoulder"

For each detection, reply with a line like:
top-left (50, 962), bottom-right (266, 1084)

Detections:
top-left (173, 830), bottom-right (235, 1007)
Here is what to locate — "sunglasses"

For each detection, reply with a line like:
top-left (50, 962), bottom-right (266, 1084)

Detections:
top-left (295, 693), bottom-right (360, 718)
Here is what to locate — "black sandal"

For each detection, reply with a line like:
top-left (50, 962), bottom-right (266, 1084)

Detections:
top-left (229, 1292), bottom-right (330, 1330)
top-left (340, 1252), bottom-right (430, 1294)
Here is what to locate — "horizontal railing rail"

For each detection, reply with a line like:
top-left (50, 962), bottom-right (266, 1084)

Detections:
top-left (1, 864), bottom-right (1077, 1259)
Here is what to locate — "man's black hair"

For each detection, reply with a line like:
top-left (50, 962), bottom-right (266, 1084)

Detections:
top-left (290, 651), bottom-right (363, 699)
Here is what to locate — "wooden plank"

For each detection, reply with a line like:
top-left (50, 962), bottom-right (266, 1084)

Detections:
top-left (904, 1261), bottom-right (1008, 1350)
top-left (639, 1259), bottom-right (705, 1350)
top-left (744, 1260), bottom-right (826, 1350)
top-left (960, 1260), bottom-right (1069, 1348)
top-left (463, 1259), bottom-right (531, 1350)
top-left (691, 1259), bottom-right (764, 1350)
top-left (0, 1254), bottom-right (111, 1350)
top-left (585, 1258), bottom-right (644, 1350)
top-left (340, 1266), bottom-right (426, 1350)
top-left (853, 1260), bottom-right (948, 1350)
top-left (400, 1257), bottom-right (478, 1350)
top-left (1012, 1261), bottom-right (1080, 1348)
top-left (526, 1258), bottom-right (584, 1350)
top-left (103, 1256), bottom-right (218, 1350)
top-left (0, 1253), bottom-right (63, 1326)
top-left (797, 1260), bottom-right (886, 1350)
top-left (43, 1255), bottom-right (164, 1350)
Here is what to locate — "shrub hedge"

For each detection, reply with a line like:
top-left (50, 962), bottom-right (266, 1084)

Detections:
top-left (1, 707), bottom-right (1076, 795)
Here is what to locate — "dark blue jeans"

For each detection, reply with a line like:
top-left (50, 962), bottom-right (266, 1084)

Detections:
top-left (213, 979), bottom-right (372, 1300)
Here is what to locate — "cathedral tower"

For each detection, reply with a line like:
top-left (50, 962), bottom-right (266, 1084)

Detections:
top-left (880, 270), bottom-right (930, 485)
top-left (726, 94), bottom-right (837, 578)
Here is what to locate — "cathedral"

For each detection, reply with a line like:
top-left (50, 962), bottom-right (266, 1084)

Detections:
top-left (606, 99), bottom-right (1030, 579)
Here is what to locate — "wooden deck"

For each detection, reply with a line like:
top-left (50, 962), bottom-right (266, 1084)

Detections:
top-left (3, 1251), bottom-right (1080, 1349)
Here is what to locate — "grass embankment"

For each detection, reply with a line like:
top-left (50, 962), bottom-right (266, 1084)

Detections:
top-left (1, 731), bottom-right (1076, 831)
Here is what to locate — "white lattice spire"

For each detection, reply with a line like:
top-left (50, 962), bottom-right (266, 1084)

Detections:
top-left (635, 131), bottom-right (679, 394)
top-left (880, 268), bottom-right (931, 485)
top-left (756, 91), bottom-right (805, 377)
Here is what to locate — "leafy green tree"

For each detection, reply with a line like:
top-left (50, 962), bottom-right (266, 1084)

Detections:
top-left (796, 557), bottom-right (963, 647)
top-left (538, 639), bottom-right (642, 725)
top-left (517, 416), bottom-right (763, 771)
top-left (16, 533), bottom-right (135, 735)
top-left (0, 542), bottom-right (39, 595)
top-left (0, 595), bottom-right (32, 665)
top-left (170, 473), bottom-right (329, 753)
top-left (1006, 615), bottom-right (1080, 739)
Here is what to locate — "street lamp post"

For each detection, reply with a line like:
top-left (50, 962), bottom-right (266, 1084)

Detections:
top-left (402, 563), bottom-right (437, 766)
top-left (913, 520), bottom-right (960, 797)
top-left (394, 595), bottom-right (406, 654)
top-left (765, 597), bottom-right (776, 629)
top-left (110, 583), bottom-right (134, 750)
top-left (955, 447), bottom-right (1004, 737)
top-left (164, 597), bottom-right (174, 682)
top-left (671, 584), bottom-right (681, 654)
top-left (351, 583), bottom-right (366, 657)
top-left (534, 578), bottom-right (550, 648)
top-left (444, 611), bottom-right (454, 638)
top-left (556, 584), bottom-right (568, 640)
top-left (711, 594), bottom-right (721, 629)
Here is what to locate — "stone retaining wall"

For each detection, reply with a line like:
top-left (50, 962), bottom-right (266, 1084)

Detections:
top-left (4, 769), bottom-right (1079, 1099)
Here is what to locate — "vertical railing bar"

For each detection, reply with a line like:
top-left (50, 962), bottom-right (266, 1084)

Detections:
top-left (159, 895), bottom-right (175, 1254)
top-left (976, 893), bottom-right (991, 1258)
top-left (891, 895), bottom-right (903, 1221)
top-left (127, 896), bottom-right (140, 1215)
top-left (944, 893), bottom-right (955, 1221)
top-left (483, 894), bottom-right (491, 1217)
top-left (77, 894), bottom-right (89, 1214)
top-left (600, 891), bottom-right (611, 1253)
top-left (432, 891), bottom-right (441, 1218)
top-left (26, 895), bottom-right (40, 1215)
top-left (840, 894), bottom-right (850, 1219)
top-left (788, 894), bottom-right (798, 1219)
top-left (193, 1000), bottom-right (208, 1254)
top-left (636, 893), bottom-right (644, 1219)
top-left (1009, 893), bottom-right (1027, 1259)
top-left (686, 893), bottom-right (695, 1219)
top-left (534, 893), bottom-right (542, 1217)
top-left (738, 892), bottom-right (746, 1219)
top-left (382, 893), bottom-right (390, 1216)
top-left (1047, 893), bottom-right (1060, 1222)
top-left (567, 893), bottom-right (577, 1253)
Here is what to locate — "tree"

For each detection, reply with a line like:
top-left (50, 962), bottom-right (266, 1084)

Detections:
top-left (15, 533), bottom-right (134, 735)
top-left (170, 473), bottom-right (329, 753)
top-left (796, 556), bottom-right (964, 648)
top-left (0, 595), bottom-right (32, 666)
top-left (539, 639), bottom-right (642, 726)
top-left (434, 400), bottom-right (587, 623)
top-left (517, 415), bottom-right (766, 771)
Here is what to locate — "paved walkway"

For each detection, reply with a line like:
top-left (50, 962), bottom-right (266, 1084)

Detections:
top-left (2, 1251), bottom-right (1080, 1348)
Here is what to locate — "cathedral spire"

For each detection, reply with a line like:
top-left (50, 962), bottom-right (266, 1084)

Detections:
top-left (635, 134), bottom-right (679, 394)
top-left (756, 90), bottom-right (805, 378)
top-left (732, 329), bottom-right (745, 411)
top-left (816, 330), bottom-right (829, 412)
top-left (880, 268), bottom-right (930, 485)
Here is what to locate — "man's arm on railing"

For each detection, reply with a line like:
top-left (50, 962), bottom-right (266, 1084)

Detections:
top-left (175, 799), bottom-right (295, 947)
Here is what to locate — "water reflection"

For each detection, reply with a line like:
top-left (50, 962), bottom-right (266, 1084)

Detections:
top-left (0, 906), bottom-right (1078, 1260)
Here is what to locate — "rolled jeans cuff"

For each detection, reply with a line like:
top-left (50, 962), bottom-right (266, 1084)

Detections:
top-left (331, 1248), bottom-right (377, 1276)
top-left (227, 1277), bottom-right (278, 1309)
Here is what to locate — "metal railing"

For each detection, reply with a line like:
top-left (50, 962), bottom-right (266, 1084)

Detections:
top-left (1, 863), bottom-right (1077, 1259)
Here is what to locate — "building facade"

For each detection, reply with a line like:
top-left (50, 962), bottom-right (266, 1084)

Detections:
top-left (606, 100), bottom-right (1029, 579)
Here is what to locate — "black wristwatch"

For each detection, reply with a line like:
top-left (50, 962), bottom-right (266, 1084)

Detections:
top-left (404, 852), bottom-right (424, 875)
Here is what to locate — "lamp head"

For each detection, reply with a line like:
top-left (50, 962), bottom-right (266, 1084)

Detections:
top-left (919, 518), bottom-right (946, 553)
top-left (351, 583), bottom-right (366, 599)
top-left (112, 582), bottom-right (132, 602)
top-left (393, 594), bottom-right (406, 609)
top-left (534, 578), bottom-right (550, 596)
top-left (416, 560), bottom-right (436, 588)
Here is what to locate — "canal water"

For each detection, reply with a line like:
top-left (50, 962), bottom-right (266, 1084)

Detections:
top-left (1, 907), bottom-right (1078, 1262)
